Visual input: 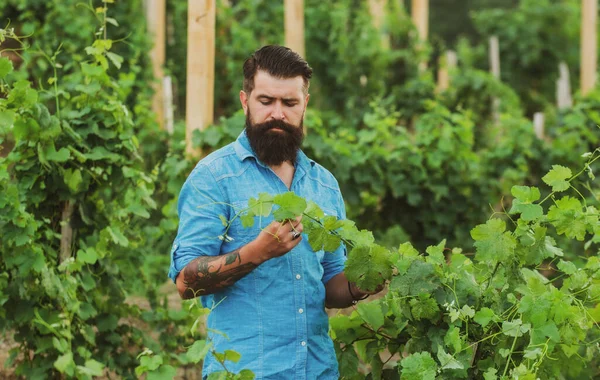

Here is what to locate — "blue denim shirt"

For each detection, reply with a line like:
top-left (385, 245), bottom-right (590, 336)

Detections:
top-left (168, 131), bottom-right (347, 379)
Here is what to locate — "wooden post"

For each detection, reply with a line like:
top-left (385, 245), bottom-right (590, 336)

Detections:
top-left (146, 0), bottom-right (166, 130)
top-left (437, 50), bottom-right (457, 92)
top-left (556, 62), bottom-right (573, 109)
top-left (581, 0), bottom-right (597, 96)
top-left (164, 76), bottom-right (174, 135)
top-left (60, 201), bottom-right (74, 264)
top-left (412, 0), bottom-right (429, 71)
top-left (489, 36), bottom-right (500, 122)
top-left (285, 0), bottom-right (305, 57)
top-left (369, 0), bottom-right (389, 48)
top-left (186, 0), bottom-right (215, 157)
top-left (533, 112), bottom-right (545, 140)
top-left (489, 36), bottom-right (500, 80)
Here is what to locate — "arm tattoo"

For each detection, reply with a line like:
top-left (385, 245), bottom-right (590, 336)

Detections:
top-left (181, 249), bottom-right (257, 298)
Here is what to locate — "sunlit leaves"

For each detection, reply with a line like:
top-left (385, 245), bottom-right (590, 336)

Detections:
top-left (471, 219), bottom-right (516, 264)
top-left (542, 165), bottom-right (572, 192)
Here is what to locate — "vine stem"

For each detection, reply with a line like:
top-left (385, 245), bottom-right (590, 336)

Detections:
top-left (502, 332), bottom-right (520, 377)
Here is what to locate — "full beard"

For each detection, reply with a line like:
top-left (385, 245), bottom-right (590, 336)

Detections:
top-left (245, 111), bottom-right (305, 166)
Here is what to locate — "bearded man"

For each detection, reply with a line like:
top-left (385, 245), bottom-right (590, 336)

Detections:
top-left (169, 45), bottom-right (379, 379)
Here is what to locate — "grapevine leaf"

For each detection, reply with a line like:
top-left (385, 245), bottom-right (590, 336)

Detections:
top-left (511, 186), bottom-right (541, 203)
top-left (390, 260), bottom-right (439, 296)
top-left (147, 365), bottom-right (176, 380)
top-left (409, 295), bottom-right (439, 321)
top-left (474, 307), bottom-right (496, 327)
top-left (306, 225), bottom-right (341, 252)
top-left (78, 359), bottom-right (104, 377)
top-left (64, 169), bottom-right (83, 193)
top-left (425, 239), bottom-right (445, 266)
top-left (436, 345), bottom-right (464, 370)
top-left (502, 319), bottom-right (530, 337)
top-left (483, 368), bottom-right (498, 380)
top-left (345, 245), bottom-right (391, 291)
top-left (357, 301), bottom-right (385, 331)
top-left (240, 214), bottom-right (255, 228)
top-left (400, 352), bottom-right (438, 380)
top-left (186, 340), bottom-right (212, 363)
top-left (218, 215), bottom-right (228, 227)
top-left (510, 202), bottom-right (544, 222)
top-left (0, 110), bottom-right (15, 129)
top-left (547, 197), bottom-right (587, 240)
top-left (542, 165), bottom-right (572, 192)
top-left (557, 260), bottom-right (577, 275)
top-left (77, 249), bottom-right (98, 264)
top-left (273, 192), bottom-right (306, 221)
top-left (0, 57), bottom-right (13, 78)
top-left (41, 142), bottom-right (71, 163)
top-left (248, 193), bottom-right (273, 217)
top-left (54, 352), bottom-right (75, 375)
top-left (470, 219), bottom-right (516, 264)
top-left (305, 200), bottom-right (325, 219)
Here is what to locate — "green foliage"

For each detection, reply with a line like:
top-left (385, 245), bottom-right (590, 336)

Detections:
top-left (225, 151), bottom-right (600, 378)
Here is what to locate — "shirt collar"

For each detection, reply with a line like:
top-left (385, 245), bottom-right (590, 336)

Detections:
top-left (233, 130), bottom-right (315, 171)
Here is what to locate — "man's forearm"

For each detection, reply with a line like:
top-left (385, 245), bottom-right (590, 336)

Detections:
top-left (176, 246), bottom-right (259, 299)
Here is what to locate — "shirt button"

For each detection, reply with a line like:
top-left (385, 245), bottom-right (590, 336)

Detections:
top-left (301, 341), bottom-right (306, 346)
top-left (298, 308), bottom-right (304, 314)
top-left (296, 274), bottom-right (301, 280)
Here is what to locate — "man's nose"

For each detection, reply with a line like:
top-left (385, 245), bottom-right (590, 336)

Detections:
top-left (271, 103), bottom-right (285, 120)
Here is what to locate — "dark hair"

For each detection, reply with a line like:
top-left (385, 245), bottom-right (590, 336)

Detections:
top-left (243, 45), bottom-right (313, 94)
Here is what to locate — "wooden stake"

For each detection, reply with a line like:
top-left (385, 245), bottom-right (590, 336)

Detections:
top-left (164, 76), bottom-right (174, 135)
top-left (285, 0), bottom-right (305, 57)
top-left (489, 36), bottom-right (500, 79)
top-left (489, 36), bottom-right (501, 122)
top-left (581, 0), bottom-right (597, 96)
top-left (369, 0), bottom-right (389, 48)
top-left (60, 201), bottom-right (74, 264)
top-left (437, 50), bottom-right (457, 92)
top-left (533, 112), bottom-right (545, 140)
top-left (556, 62), bottom-right (573, 109)
top-left (412, 0), bottom-right (429, 71)
top-left (186, 0), bottom-right (215, 158)
top-left (146, 0), bottom-right (166, 130)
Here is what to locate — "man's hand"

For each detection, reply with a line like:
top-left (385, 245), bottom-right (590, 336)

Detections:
top-left (245, 215), bottom-right (304, 265)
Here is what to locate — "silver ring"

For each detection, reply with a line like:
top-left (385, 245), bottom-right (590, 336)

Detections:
top-left (291, 231), bottom-right (301, 240)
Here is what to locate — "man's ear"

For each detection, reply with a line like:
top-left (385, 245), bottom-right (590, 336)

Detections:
top-left (303, 93), bottom-right (310, 113)
top-left (240, 90), bottom-right (249, 115)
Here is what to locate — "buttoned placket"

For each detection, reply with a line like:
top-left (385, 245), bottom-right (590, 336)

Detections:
top-left (264, 161), bottom-right (309, 379)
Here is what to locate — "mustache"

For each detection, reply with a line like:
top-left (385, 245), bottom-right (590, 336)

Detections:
top-left (252, 119), bottom-right (298, 134)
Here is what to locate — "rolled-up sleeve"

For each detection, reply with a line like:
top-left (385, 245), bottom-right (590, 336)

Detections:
top-left (320, 189), bottom-right (348, 285)
top-left (168, 164), bottom-right (229, 283)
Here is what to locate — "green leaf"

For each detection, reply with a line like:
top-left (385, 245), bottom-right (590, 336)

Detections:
top-left (483, 368), bottom-right (498, 380)
top-left (425, 239), bottom-right (445, 265)
top-left (219, 215), bottom-right (228, 227)
top-left (436, 345), bottom-right (463, 370)
top-left (248, 193), bottom-right (274, 217)
top-left (502, 319), bottom-right (530, 337)
top-left (306, 225), bottom-right (341, 252)
top-left (77, 359), bottom-right (104, 377)
top-left (41, 143), bottom-right (71, 163)
top-left (214, 349), bottom-right (241, 364)
top-left (305, 200), bottom-right (325, 219)
top-left (273, 192), bottom-right (306, 221)
top-left (186, 340), bottom-right (212, 363)
top-left (474, 307), bottom-right (496, 327)
top-left (77, 249), bottom-right (98, 264)
top-left (240, 214), bottom-right (255, 228)
top-left (511, 186), bottom-right (541, 203)
top-left (510, 202), bottom-right (544, 221)
top-left (356, 301), bottom-right (385, 330)
top-left (345, 245), bottom-right (391, 291)
top-left (64, 168), bottom-right (82, 192)
top-left (547, 196), bottom-right (587, 240)
top-left (542, 165), bottom-right (572, 192)
top-left (147, 365), bottom-right (176, 380)
top-left (557, 260), bottom-right (577, 275)
top-left (0, 57), bottom-right (13, 78)
top-left (54, 352), bottom-right (75, 376)
top-left (390, 260), bottom-right (439, 296)
top-left (470, 219), bottom-right (516, 264)
top-left (0, 110), bottom-right (15, 129)
top-left (400, 352), bottom-right (437, 380)
top-left (409, 295), bottom-right (439, 321)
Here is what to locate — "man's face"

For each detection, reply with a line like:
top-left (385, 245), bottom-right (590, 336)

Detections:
top-left (240, 70), bottom-right (309, 166)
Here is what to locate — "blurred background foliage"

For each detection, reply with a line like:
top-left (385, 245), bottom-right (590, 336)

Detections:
top-left (1, 0), bottom-right (600, 377)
